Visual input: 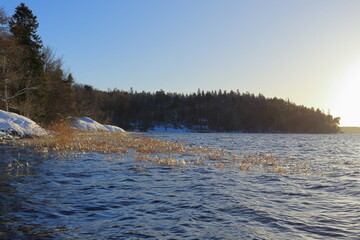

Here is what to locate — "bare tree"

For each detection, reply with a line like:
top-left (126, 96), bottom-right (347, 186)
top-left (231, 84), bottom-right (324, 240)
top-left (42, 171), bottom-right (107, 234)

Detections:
top-left (0, 36), bottom-right (38, 112)
top-left (0, 7), bottom-right (10, 111)
top-left (0, 7), bottom-right (8, 35)
top-left (0, 7), bottom-right (38, 112)
top-left (42, 46), bottom-right (76, 123)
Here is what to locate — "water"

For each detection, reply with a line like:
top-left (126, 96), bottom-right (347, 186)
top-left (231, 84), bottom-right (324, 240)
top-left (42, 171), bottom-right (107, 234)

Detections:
top-left (1, 133), bottom-right (359, 239)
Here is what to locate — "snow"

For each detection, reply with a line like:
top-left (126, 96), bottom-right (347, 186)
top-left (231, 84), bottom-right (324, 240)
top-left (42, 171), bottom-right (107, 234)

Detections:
top-left (72, 117), bottom-right (126, 133)
top-left (147, 125), bottom-right (190, 133)
top-left (0, 111), bottom-right (126, 140)
top-left (103, 124), bottom-right (126, 133)
top-left (0, 111), bottom-right (125, 140)
top-left (0, 110), bottom-right (48, 137)
top-left (72, 117), bottom-right (108, 131)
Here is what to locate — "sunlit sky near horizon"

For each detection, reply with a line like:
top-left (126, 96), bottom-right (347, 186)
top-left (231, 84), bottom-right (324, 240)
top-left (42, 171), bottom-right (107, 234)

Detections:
top-left (2, 0), bottom-right (360, 126)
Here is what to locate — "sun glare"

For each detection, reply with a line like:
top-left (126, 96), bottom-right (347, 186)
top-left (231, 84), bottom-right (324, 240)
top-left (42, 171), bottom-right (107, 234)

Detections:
top-left (331, 61), bottom-right (360, 126)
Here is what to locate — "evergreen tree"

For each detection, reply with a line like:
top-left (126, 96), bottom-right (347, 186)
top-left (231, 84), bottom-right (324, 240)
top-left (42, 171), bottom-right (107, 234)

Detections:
top-left (65, 73), bottom-right (74, 86)
top-left (9, 3), bottom-right (43, 73)
top-left (9, 2), bottom-right (45, 119)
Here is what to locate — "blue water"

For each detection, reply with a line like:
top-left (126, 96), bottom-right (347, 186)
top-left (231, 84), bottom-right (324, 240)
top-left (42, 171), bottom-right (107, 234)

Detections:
top-left (1, 133), bottom-right (359, 239)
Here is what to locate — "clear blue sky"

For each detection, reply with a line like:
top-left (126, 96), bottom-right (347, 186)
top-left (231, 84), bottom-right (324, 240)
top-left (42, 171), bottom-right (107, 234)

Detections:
top-left (2, 0), bottom-right (360, 126)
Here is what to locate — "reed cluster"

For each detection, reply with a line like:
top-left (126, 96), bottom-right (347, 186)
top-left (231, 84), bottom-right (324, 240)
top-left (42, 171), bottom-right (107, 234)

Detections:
top-left (13, 121), bottom-right (313, 175)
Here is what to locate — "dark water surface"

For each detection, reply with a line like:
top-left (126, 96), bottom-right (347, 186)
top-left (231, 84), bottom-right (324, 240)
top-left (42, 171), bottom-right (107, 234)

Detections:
top-left (1, 133), bottom-right (359, 239)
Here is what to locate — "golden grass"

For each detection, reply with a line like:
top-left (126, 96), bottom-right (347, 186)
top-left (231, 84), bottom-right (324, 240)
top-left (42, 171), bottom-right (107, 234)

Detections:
top-left (16, 120), bottom-right (203, 156)
top-left (12, 121), bottom-right (313, 175)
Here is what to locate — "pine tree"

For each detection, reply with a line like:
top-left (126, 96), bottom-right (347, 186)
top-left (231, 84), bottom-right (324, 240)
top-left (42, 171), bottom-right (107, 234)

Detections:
top-left (9, 2), bottom-right (45, 119)
top-left (65, 73), bottom-right (74, 86)
top-left (9, 3), bottom-right (43, 70)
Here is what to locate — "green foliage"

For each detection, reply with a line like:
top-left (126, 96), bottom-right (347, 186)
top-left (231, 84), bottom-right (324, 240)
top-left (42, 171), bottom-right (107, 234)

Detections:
top-left (6, 3), bottom-right (45, 119)
top-left (9, 3), bottom-right (43, 77)
top-left (65, 73), bottom-right (74, 86)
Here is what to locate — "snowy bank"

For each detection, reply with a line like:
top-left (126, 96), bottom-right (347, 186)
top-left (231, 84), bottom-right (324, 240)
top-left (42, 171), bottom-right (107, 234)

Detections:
top-left (71, 117), bottom-right (126, 133)
top-left (0, 112), bottom-right (125, 141)
top-left (103, 124), bottom-right (126, 133)
top-left (146, 125), bottom-right (190, 133)
top-left (0, 110), bottom-right (48, 138)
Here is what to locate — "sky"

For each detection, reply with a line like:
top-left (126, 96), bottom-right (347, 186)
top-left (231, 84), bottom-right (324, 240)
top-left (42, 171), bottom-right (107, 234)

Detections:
top-left (2, 0), bottom-right (360, 126)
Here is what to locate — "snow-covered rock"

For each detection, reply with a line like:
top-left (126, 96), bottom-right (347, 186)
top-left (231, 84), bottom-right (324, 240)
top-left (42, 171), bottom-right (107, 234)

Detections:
top-left (0, 110), bottom-right (48, 138)
top-left (103, 124), bottom-right (126, 133)
top-left (72, 117), bottom-right (107, 131)
top-left (0, 112), bottom-right (125, 140)
top-left (72, 117), bottom-right (125, 133)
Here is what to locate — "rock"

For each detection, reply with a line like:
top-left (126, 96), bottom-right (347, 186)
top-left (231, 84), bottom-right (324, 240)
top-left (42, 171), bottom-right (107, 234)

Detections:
top-left (0, 110), bottom-right (48, 138)
top-left (71, 117), bottom-right (126, 132)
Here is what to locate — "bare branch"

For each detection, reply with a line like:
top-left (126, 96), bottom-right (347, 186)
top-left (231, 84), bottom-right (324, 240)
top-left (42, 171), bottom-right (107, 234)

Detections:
top-left (7, 86), bottom-right (38, 100)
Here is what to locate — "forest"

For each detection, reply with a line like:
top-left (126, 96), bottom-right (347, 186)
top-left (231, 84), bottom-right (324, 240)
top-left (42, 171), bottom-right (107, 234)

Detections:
top-left (0, 3), bottom-right (340, 133)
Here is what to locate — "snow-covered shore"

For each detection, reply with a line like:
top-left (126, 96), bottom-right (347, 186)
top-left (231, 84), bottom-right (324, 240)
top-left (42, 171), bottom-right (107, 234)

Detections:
top-left (145, 125), bottom-right (190, 133)
top-left (71, 117), bottom-right (126, 133)
top-left (0, 110), bottom-right (48, 139)
top-left (0, 110), bottom-right (126, 140)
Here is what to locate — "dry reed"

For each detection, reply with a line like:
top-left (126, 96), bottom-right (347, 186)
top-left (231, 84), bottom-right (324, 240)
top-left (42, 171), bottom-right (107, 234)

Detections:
top-left (12, 121), bottom-right (313, 175)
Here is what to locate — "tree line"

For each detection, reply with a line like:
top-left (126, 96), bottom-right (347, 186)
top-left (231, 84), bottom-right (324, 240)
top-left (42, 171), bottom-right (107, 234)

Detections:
top-left (0, 3), bottom-right (75, 124)
top-left (75, 87), bottom-right (340, 133)
top-left (0, 3), bottom-right (340, 133)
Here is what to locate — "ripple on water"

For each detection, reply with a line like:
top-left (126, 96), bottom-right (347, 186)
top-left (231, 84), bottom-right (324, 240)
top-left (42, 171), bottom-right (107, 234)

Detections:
top-left (1, 134), bottom-right (360, 239)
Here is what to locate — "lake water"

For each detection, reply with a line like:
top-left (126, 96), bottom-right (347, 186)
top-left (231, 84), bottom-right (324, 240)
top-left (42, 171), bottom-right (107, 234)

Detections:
top-left (0, 133), bottom-right (359, 239)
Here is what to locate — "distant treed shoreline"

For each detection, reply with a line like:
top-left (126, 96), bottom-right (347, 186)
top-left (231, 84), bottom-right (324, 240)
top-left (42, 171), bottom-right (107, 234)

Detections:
top-left (340, 127), bottom-right (360, 134)
top-left (74, 86), bottom-right (340, 133)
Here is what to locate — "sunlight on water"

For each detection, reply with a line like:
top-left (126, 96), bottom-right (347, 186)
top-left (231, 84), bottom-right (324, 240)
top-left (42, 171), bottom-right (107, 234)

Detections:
top-left (14, 130), bottom-right (316, 175)
top-left (1, 133), bottom-right (360, 239)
